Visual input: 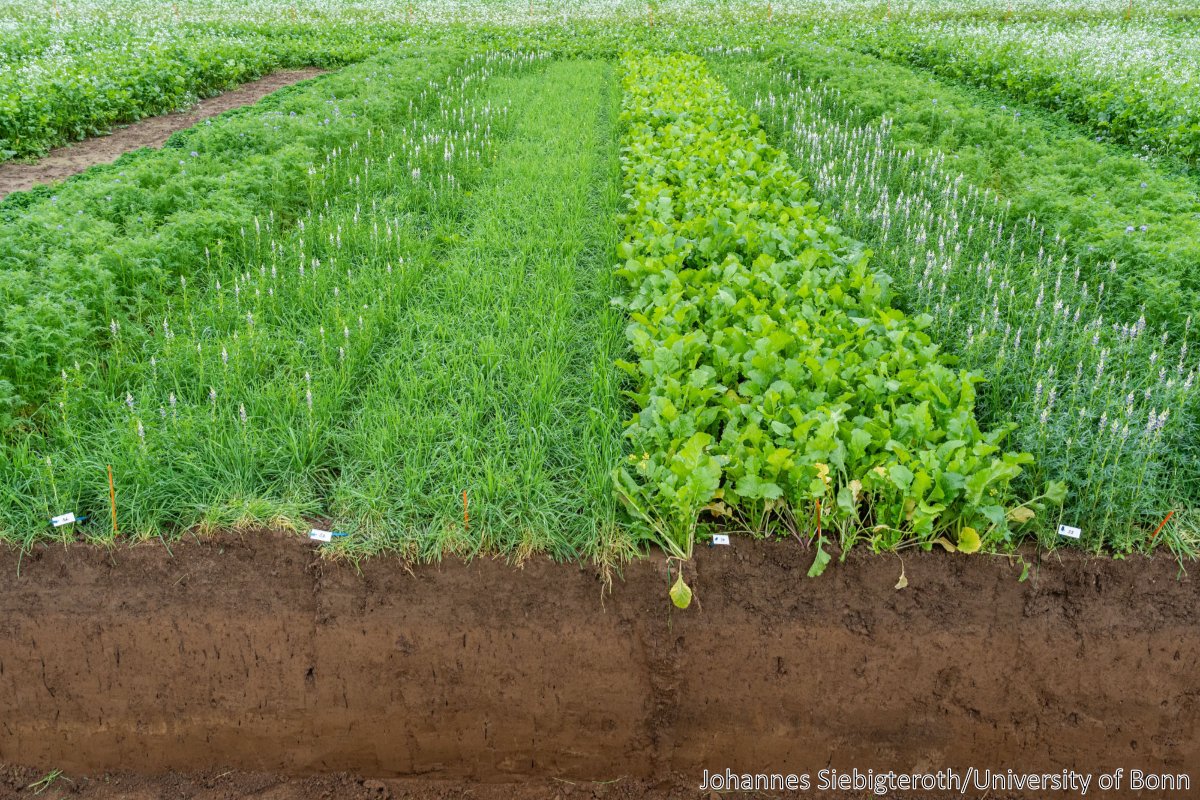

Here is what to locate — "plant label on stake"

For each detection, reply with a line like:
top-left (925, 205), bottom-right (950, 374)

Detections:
top-left (1057, 524), bottom-right (1082, 540)
top-left (710, 534), bottom-right (730, 546)
top-left (50, 512), bottom-right (79, 527)
top-left (308, 529), bottom-right (347, 543)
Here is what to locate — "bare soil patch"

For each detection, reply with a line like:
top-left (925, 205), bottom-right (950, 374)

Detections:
top-left (0, 69), bottom-right (324, 199)
top-left (0, 536), bottom-right (1196, 799)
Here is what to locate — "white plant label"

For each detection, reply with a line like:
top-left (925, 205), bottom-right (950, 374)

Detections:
top-left (50, 512), bottom-right (77, 527)
top-left (308, 528), bottom-right (333, 542)
top-left (711, 534), bottom-right (731, 546)
top-left (1057, 524), bottom-right (1082, 540)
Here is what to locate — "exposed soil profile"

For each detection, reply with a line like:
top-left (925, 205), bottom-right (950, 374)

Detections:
top-left (0, 535), bottom-right (1197, 799)
top-left (0, 69), bottom-right (324, 199)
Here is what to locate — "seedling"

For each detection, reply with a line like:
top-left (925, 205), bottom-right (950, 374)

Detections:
top-left (27, 769), bottom-right (69, 795)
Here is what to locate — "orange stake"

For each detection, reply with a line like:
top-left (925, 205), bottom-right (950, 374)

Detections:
top-left (815, 499), bottom-right (822, 540)
top-left (1150, 510), bottom-right (1175, 543)
top-left (463, 490), bottom-right (469, 531)
top-left (107, 464), bottom-right (118, 536)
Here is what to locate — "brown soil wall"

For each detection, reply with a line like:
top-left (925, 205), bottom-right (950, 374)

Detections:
top-left (0, 534), bottom-right (1196, 795)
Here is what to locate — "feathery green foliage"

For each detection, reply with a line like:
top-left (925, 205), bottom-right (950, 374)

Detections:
top-left (0, 47), bottom-right (466, 433)
top-left (0, 53), bottom-right (627, 557)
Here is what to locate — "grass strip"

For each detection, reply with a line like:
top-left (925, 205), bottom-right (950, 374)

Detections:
top-left (328, 59), bottom-right (627, 562)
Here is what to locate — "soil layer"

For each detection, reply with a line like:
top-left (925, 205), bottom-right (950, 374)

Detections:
top-left (0, 69), bottom-right (324, 198)
top-left (0, 535), bottom-right (1197, 798)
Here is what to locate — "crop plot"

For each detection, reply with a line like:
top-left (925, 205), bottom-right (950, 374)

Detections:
top-left (0, 2), bottom-right (1196, 560)
top-left (330, 60), bottom-right (627, 559)
top-left (718, 53), bottom-right (1198, 551)
top-left (613, 53), bottom-right (1055, 580)
top-left (0, 3), bottom-right (1198, 794)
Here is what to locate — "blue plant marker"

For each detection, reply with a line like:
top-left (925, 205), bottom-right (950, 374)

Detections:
top-left (308, 528), bottom-right (349, 542)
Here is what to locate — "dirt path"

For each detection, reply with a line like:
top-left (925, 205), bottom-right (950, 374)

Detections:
top-left (0, 69), bottom-right (324, 199)
top-left (0, 536), bottom-right (1196, 799)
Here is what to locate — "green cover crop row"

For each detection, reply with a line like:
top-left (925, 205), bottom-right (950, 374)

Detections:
top-left (732, 42), bottom-right (1200, 337)
top-left (718, 54), bottom-right (1198, 553)
top-left (614, 53), bottom-right (1061, 572)
top-left (329, 59), bottom-right (626, 561)
top-left (2, 0), bottom-right (1196, 163)
top-left (0, 10), bottom-right (418, 161)
top-left (0, 46), bottom-right (465, 435)
top-left (852, 20), bottom-right (1200, 166)
top-left (0, 51), bottom-right (554, 545)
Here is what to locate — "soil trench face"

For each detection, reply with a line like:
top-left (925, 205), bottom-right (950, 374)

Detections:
top-left (0, 535), bottom-right (1196, 792)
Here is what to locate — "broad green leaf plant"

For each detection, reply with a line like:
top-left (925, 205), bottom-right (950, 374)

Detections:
top-left (613, 53), bottom-right (1061, 592)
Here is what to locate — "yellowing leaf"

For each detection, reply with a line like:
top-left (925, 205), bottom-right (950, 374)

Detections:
top-left (669, 573), bottom-right (692, 609)
top-left (933, 536), bottom-right (957, 553)
top-left (1008, 506), bottom-right (1036, 524)
top-left (895, 564), bottom-right (908, 590)
top-left (702, 500), bottom-right (732, 518)
top-left (957, 526), bottom-right (981, 554)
